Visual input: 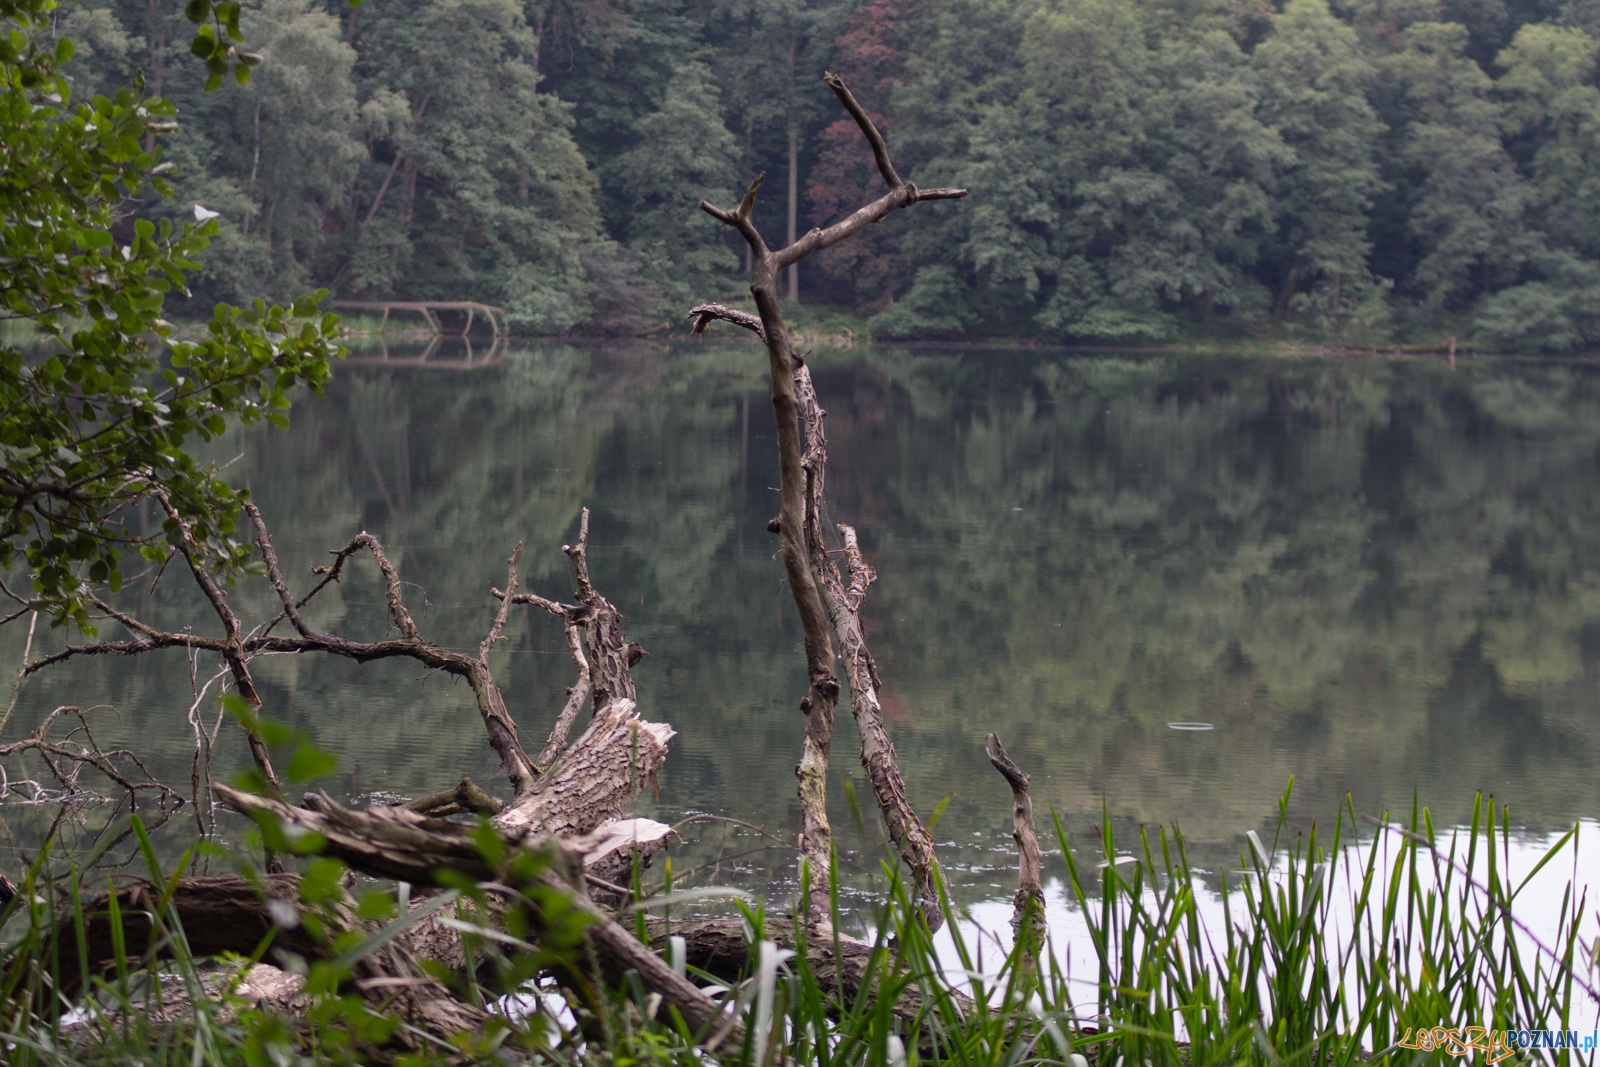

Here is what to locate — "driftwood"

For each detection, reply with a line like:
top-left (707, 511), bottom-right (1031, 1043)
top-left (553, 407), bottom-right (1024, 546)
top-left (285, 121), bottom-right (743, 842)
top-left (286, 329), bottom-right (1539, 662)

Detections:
top-left (689, 72), bottom-right (964, 931)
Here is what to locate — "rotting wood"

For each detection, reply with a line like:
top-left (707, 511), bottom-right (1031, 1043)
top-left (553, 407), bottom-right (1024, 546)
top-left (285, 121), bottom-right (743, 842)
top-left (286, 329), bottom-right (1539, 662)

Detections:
top-left (41, 874), bottom-right (484, 1046)
top-left (690, 73), bottom-right (964, 933)
top-left (402, 776), bottom-right (504, 817)
top-left (642, 916), bottom-right (975, 1037)
top-left (213, 787), bottom-right (745, 1051)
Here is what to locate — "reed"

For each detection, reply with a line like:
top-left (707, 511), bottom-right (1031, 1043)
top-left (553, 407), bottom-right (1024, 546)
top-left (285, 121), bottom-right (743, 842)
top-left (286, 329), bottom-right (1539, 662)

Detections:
top-left (0, 782), bottom-right (1589, 1066)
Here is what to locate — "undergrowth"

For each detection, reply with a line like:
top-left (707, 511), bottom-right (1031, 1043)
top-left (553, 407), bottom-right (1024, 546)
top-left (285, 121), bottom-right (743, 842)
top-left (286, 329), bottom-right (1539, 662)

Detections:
top-left (0, 782), bottom-right (1591, 1066)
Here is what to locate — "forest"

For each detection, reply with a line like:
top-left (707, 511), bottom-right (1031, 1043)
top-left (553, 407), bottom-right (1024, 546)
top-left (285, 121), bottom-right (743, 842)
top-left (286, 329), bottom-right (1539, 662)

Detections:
top-left (44, 0), bottom-right (1600, 351)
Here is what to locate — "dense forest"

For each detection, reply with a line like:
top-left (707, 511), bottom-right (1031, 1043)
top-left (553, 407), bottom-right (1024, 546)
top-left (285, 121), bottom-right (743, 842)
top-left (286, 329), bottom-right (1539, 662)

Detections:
top-left (51, 0), bottom-right (1600, 349)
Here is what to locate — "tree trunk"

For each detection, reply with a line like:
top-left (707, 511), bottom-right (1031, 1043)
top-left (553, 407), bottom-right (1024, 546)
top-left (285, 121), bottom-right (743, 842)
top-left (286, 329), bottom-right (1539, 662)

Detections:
top-left (1274, 267), bottom-right (1299, 319)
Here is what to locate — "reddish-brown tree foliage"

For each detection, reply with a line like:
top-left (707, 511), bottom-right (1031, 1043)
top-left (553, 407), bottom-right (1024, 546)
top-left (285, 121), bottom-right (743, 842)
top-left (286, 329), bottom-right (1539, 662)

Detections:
top-left (805, 0), bottom-right (916, 307)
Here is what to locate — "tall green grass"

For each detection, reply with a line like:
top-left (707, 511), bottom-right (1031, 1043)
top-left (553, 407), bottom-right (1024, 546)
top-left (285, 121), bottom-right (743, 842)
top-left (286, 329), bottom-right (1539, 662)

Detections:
top-left (1044, 784), bottom-right (1591, 1066)
top-left (0, 783), bottom-right (1591, 1065)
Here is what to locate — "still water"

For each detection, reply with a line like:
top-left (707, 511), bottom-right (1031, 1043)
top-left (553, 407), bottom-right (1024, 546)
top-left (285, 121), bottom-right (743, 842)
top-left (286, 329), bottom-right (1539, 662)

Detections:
top-left (5, 339), bottom-right (1600, 914)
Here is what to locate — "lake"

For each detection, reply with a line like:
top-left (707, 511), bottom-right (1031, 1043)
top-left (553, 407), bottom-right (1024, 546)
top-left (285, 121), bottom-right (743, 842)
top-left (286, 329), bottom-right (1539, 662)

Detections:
top-left (5, 339), bottom-right (1600, 921)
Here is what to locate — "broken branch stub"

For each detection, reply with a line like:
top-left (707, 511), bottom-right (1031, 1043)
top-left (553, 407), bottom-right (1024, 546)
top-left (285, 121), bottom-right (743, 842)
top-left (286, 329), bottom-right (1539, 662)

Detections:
top-left (986, 732), bottom-right (1045, 969)
top-left (690, 73), bottom-right (963, 933)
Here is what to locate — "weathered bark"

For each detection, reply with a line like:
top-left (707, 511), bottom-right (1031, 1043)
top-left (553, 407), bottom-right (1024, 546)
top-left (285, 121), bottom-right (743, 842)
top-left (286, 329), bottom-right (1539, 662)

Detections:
top-left (985, 733), bottom-right (1044, 969)
top-left (797, 368), bottom-right (943, 931)
top-left (682, 326), bottom-right (944, 931)
top-left (214, 787), bottom-right (745, 1051)
top-left (493, 699), bottom-right (673, 836)
top-left (402, 776), bottom-right (504, 817)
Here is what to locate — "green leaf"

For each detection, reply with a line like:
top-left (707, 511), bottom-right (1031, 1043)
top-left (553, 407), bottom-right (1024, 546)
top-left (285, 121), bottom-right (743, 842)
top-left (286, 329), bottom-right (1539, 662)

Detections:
top-left (286, 744), bottom-right (337, 784)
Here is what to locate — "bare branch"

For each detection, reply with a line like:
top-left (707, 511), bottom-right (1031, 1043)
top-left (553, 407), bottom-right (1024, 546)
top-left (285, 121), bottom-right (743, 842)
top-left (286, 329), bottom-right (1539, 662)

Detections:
top-left (685, 73), bottom-right (965, 931)
top-left (504, 591), bottom-right (573, 616)
top-left (837, 524), bottom-right (875, 615)
top-left (562, 507), bottom-right (594, 603)
top-left (796, 364), bottom-right (940, 931)
top-left (244, 504), bottom-right (537, 793)
top-left (775, 182), bottom-right (966, 272)
top-left (699, 173), bottom-right (769, 256)
top-left (156, 494), bottom-right (281, 800)
top-left (535, 616), bottom-right (591, 773)
top-left (23, 632), bottom-right (226, 677)
top-left (402, 776), bottom-right (504, 817)
top-left (0, 706), bottom-right (184, 815)
top-left (479, 542), bottom-right (524, 663)
top-left (824, 70), bottom-right (901, 189)
top-left (0, 609), bottom-right (36, 735)
top-left (687, 303), bottom-right (765, 341)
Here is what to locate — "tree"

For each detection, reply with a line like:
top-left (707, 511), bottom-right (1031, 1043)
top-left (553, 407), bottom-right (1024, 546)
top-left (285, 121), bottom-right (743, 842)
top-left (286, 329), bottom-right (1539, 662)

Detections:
top-left (1081, 27), bottom-right (1284, 325)
top-left (1, 0), bottom-right (341, 629)
top-left (805, 0), bottom-right (914, 307)
top-left (1497, 22), bottom-right (1600, 257)
top-left (605, 58), bottom-right (741, 309)
top-left (1391, 20), bottom-right (1538, 306)
top-left (342, 0), bottom-right (598, 327)
top-left (1254, 0), bottom-right (1383, 321)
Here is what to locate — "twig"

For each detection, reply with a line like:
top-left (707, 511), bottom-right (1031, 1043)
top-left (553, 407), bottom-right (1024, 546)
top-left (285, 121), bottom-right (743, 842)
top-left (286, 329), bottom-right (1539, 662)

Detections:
top-left (0, 610), bottom-right (37, 736)
top-left (246, 503), bottom-right (537, 794)
top-left (479, 543), bottom-right (524, 664)
top-left (688, 304), bottom-right (765, 341)
top-left (157, 493), bottom-right (281, 799)
top-left (562, 508), bottom-right (594, 604)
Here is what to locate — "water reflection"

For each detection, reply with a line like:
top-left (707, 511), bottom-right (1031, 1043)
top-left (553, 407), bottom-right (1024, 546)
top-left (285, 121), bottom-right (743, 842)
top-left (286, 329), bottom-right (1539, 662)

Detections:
top-left (3, 341), bottom-right (1599, 902)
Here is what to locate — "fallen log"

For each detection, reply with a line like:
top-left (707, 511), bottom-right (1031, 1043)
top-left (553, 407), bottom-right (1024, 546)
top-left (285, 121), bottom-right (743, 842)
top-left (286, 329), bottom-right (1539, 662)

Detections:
top-left (215, 786), bottom-right (746, 1050)
top-left (36, 874), bottom-right (484, 1045)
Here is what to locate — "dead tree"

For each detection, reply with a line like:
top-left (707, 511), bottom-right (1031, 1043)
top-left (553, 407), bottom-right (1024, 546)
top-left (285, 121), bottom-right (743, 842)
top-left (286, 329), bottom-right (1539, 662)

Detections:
top-left (11, 507), bottom-right (715, 1046)
top-left (686, 72), bottom-right (965, 930)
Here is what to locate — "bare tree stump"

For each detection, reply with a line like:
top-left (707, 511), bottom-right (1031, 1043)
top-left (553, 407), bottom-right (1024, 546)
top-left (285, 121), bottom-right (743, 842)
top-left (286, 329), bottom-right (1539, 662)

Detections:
top-left (986, 733), bottom-right (1045, 972)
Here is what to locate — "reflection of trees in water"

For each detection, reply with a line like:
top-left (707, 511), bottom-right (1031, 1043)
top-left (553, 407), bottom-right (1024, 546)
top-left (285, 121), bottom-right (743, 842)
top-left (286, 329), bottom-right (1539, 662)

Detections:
top-left (830, 352), bottom-right (1600, 859)
top-left (4, 344), bottom-right (1599, 893)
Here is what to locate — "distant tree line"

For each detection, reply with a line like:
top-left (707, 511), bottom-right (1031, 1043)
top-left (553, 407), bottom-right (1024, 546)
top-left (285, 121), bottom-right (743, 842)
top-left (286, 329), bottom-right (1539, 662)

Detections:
top-left (56, 0), bottom-right (1600, 349)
